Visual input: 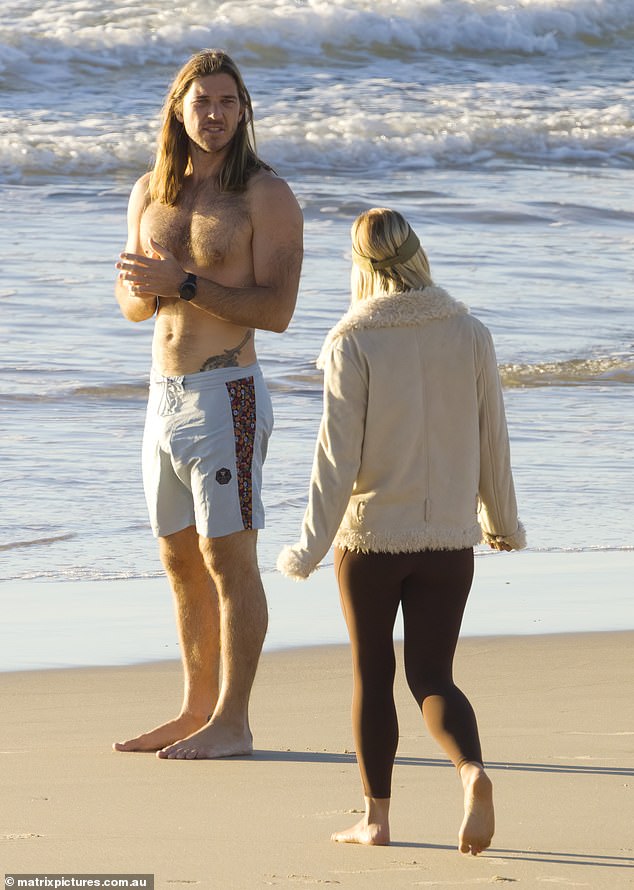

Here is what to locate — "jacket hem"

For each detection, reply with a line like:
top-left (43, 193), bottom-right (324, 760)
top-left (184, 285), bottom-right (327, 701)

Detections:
top-left (333, 524), bottom-right (483, 554)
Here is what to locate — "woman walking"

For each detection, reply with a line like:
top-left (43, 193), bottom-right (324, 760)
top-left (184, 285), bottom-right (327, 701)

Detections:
top-left (278, 208), bottom-right (525, 854)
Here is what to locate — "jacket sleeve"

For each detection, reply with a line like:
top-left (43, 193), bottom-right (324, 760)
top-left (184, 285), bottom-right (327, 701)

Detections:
top-left (476, 329), bottom-right (527, 550)
top-left (277, 341), bottom-right (367, 579)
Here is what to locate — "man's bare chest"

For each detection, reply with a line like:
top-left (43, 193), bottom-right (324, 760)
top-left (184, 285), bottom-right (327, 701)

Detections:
top-left (141, 192), bottom-right (252, 268)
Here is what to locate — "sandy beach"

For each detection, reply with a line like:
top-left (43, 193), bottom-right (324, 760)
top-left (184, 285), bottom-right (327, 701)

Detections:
top-left (2, 626), bottom-right (633, 888)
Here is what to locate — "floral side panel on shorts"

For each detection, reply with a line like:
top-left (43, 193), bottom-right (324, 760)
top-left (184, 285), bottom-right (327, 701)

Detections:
top-left (225, 376), bottom-right (256, 530)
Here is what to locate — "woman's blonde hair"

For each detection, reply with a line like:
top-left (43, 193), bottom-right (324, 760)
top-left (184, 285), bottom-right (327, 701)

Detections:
top-left (149, 49), bottom-right (269, 205)
top-left (350, 208), bottom-right (433, 302)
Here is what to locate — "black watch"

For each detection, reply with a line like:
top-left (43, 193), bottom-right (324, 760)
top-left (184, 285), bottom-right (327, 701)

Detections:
top-left (179, 272), bottom-right (197, 301)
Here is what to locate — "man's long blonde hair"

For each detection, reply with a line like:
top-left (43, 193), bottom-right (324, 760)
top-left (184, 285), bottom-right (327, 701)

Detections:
top-left (350, 208), bottom-right (433, 302)
top-left (149, 49), bottom-right (269, 205)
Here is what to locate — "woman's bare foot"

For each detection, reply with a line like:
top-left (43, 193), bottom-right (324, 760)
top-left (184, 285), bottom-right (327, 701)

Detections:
top-left (157, 717), bottom-right (253, 760)
top-left (331, 797), bottom-right (391, 846)
top-left (458, 762), bottom-right (495, 855)
top-left (112, 713), bottom-right (209, 753)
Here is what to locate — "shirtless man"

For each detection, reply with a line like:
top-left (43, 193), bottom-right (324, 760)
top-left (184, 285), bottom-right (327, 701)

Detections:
top-left (112, 50), bottom-right (303, 760)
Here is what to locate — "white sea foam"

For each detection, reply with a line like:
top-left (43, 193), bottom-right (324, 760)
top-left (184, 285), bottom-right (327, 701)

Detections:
top-left (2, 91), bottom-right (632, 183)
top-left (2, 2), bottom-right (633, 183)
top-left (500, 354), bottom-right (634, 388)
top-left (0, 100), bottom-right (634, 183)
top-left (1, 0), bottom-right (633, 77)
top-left (0, 111), bottom-right (154, 183)
top-left (2, 0), bottom-right (633, 183)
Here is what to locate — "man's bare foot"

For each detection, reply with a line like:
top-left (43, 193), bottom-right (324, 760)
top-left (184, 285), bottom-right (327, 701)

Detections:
top-left (458, 762), bottom-right (495, 855)
top-left (331, 797), bottom-right (390, 846)
top-left (112, 714), bottom-right (209, 753)
top-left (156, 718), bottom-right (253, 760)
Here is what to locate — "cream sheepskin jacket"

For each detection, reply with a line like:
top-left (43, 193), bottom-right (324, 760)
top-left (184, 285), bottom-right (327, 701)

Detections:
top-left (277, 286), bottom-right (526, 580)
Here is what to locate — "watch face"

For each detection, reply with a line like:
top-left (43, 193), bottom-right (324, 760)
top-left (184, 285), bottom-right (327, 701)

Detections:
top-left (179, 283), bottom-right (196, 301)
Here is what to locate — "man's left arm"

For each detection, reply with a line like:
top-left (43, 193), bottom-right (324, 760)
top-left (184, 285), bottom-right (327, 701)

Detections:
top-left (117, 176), bottom-right (303, 333)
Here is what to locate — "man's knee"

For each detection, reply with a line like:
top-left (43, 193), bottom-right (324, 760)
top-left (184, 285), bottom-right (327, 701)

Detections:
top-left (199, 530), bottom-right (260, 585)
top-left (159, 526), bottom-right (203, 577)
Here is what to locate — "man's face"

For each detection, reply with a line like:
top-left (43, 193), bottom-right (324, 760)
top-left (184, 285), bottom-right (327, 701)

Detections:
top-left (178, 72), bottom-right (244, 156)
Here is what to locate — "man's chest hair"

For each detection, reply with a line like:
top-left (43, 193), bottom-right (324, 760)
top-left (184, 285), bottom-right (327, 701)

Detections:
top-left (142, 187), bottom-right (251, 267)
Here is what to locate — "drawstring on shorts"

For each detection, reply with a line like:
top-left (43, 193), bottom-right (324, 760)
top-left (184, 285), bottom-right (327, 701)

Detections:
top-left (157, 376), bottom-right (185, 416)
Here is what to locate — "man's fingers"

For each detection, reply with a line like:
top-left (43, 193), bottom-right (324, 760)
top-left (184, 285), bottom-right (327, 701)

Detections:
top-left (117, 252), bottom-right (152, 270)
top-left (129, 283), bottom-right (156, 297)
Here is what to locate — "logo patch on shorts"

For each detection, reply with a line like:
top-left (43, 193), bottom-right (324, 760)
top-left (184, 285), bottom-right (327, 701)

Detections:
top-left (215, 467), bottom-right (232, 485)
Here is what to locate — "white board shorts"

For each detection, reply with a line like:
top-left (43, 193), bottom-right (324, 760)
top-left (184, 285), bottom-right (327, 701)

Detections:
top-left (142, 362), bottom-right (273, 539)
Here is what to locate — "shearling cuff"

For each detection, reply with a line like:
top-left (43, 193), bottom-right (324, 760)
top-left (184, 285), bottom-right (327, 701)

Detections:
top-left (482, 520), bottom-right (527, 551)
top-left (277, 545), bottom-right (316, 580)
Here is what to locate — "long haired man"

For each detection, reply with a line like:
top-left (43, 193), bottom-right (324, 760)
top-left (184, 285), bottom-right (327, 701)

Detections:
top-left (114, 49), bottom-right (303, 760)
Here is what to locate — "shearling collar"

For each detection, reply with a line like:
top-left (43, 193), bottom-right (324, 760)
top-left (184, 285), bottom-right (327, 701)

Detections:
top-left (317, 286), bottom-right (469, 368)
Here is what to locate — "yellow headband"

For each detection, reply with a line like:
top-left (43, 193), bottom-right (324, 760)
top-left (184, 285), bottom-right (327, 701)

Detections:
top-left (351, 226), bottom-right (420, 272)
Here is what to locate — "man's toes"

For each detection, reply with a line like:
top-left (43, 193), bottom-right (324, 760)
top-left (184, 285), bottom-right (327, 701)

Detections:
top-left (156, 744), bottom-right (196, 760)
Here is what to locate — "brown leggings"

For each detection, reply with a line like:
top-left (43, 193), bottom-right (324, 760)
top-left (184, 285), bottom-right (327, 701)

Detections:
top-left (334, 546), bottom-right (482, 799)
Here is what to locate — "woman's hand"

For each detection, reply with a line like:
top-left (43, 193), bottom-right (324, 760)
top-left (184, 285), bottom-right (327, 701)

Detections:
top-left (488, 540), bottom-right (513, 552)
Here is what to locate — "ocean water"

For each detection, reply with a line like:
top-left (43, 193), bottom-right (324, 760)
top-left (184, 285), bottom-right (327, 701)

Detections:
top-left (1, 0), bottom-right (633, 667)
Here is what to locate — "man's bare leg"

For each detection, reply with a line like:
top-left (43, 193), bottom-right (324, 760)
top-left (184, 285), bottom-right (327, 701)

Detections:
top-left (158, 529), bottom-right (267, 760)
top-left (458, 761), bottom-right (495, 855)
top-left (113, 526), bottom-right (221, 752)
top-left (331, 797), bottom-right (391, 846)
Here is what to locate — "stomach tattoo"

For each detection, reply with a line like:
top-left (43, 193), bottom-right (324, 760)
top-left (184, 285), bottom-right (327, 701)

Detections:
top-left (199, 330), bottom-right (252, 371)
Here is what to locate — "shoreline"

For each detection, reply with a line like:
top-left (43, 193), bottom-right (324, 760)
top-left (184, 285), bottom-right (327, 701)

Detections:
top-left (3, 626), bottom-right (634, 679)
top-left (2, 631), bottom-right (633, 888)
top-left (1, 549), bottom-right (633, 674)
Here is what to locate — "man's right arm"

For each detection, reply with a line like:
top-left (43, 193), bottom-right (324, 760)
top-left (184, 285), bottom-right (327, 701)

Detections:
top-left (114, 174), bottom-right (157, 323)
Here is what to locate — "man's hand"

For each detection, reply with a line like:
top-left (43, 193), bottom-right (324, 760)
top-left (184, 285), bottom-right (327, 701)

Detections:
top-left (116, 239), bottom-right (184, 298)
